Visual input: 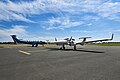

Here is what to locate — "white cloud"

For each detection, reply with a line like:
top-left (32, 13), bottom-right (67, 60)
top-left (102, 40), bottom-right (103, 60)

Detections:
top-left (98, 2), bottom-right (120, 21)
top-left (109, 29), bottom-right (120, 33)
top-left (0, 25), bottom-right (64, 42)
top-left (0, 1), bottom-right (34, 22)
top-left (0, 0), bottom-right (43, 22)
top-left (0, 25), bottom-right (28, 37)
top-left (0, 25), bottom-right (119, 42)
top-left (0, 0), bottom-right (120, 24)
top-left (0, 25), bottom-right (28, 41)
top-left (87, 23), bottom-right (92, 26)
top-left (43, 17), bottom-right (85, 30)
top-left (0, 0), bottom-right (76, 22)
top-left (71, 30), bottom-right (93, 33)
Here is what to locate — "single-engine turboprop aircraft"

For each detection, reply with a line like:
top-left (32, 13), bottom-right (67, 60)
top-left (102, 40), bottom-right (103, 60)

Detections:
top-left (50, 34), bottom-right (114, 50)
top-left (11, 35), bottom-right (47, 47)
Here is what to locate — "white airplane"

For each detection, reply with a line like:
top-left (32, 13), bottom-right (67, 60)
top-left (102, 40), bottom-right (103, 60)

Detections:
top-left (49, 34), bottom-right (114, 50)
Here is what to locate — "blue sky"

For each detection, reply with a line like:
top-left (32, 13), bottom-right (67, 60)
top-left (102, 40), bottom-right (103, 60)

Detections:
top-left (0, 0), bottom-right (120, 42)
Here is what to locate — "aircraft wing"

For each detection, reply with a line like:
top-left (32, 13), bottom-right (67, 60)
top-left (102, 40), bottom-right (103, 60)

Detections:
top-left (76, 34), bottom-right (114, 45)
top-left (84, 39), bottom-right (112, 43)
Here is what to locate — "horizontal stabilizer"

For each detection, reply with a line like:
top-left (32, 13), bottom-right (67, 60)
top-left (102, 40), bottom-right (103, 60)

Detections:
top-left (64, 38), bottom-right (69, 41)
top-left (79, 37), bottom-right (91, 39)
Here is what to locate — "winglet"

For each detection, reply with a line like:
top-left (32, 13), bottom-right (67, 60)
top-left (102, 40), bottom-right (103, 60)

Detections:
top-left (111, 33), bottom-right (114, 40)
top-left (55, 38), bottom-right (57, 41)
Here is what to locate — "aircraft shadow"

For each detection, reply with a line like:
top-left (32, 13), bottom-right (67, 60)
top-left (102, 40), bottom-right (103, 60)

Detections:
top-left (45, 47), bottom-right (104, 53)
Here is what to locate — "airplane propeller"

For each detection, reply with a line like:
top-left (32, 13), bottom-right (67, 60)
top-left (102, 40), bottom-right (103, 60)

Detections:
top-left (64, 36), bottom-right (75, 42)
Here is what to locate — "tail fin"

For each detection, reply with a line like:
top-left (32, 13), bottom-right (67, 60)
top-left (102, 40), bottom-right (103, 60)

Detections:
top-left (11, 35), bottom-right (20, 44)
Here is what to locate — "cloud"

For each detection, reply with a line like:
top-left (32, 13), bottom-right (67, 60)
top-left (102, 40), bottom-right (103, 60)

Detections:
top-left (71, 29), bottom-right (120, 33)
top-left (0, 0), bottom-right (119, 22)
top-left (0, 0), bottom-right (120, 28)
top-left (97, 1), bottom-right (120, 21)
top-left (43, 17), bottom-right (85, 30)
top-left (0, 25), bottom-right (28, 41)
top-left (0, 0), bottom-right (44, 22)
top-left (0, 25), bottom-right (28, 37)
top-left (0, 25), bottom-right (63, 42)
top-left (71, 30), bottom-right (94, 33)
top-left (0, 1), bottom-right (34, 22)
top-left (108, 29), bottom-right (120, 33)
top-left (0, 0), bottom-right (76, 22)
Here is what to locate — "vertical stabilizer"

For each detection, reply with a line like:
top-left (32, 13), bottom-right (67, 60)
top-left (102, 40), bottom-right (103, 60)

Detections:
top-left (11, 35), bottom-right (19, 44)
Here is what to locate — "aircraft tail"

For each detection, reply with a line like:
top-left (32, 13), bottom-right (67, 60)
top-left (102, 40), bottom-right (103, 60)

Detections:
top-left (11, 35), bottom-right (20, 44)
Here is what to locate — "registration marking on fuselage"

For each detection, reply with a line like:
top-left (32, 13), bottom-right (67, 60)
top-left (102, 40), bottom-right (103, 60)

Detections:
top-left (19, 50), bottom-right (31, 55)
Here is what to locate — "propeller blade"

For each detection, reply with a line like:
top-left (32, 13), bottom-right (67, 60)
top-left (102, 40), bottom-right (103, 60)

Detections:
top-left (69, 36), bottom-right (72, 41)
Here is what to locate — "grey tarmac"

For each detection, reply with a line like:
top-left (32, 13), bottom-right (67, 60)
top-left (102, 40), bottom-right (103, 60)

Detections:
top-left (0, 45), bottom-right (120, 80)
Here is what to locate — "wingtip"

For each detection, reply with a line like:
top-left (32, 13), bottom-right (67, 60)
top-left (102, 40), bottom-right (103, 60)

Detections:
top-left (55, 38), bottom-right (57, 41)
top-left (111, 33), bottom-right (114, 40)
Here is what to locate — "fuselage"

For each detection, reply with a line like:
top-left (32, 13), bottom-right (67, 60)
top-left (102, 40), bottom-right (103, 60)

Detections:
top-left (54, 40), bottom-right (75, 46)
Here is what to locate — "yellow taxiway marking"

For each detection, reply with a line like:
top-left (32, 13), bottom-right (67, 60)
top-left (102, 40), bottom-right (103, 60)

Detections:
top-left (19, 50), bottom-right (31, 55)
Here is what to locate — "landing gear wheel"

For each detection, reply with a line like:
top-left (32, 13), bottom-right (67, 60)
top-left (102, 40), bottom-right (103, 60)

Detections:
top-left (63, 45), bottom-right (65, 50)
top-left (74, 45), bottom-right (76, 50)
top-left (60, 47), bottom-right (62, 50)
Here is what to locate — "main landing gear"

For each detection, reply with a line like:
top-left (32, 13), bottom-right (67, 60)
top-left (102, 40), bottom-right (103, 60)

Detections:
top-left (74, 45), bottom-right (76, 50)
top-left (60, 45), bottom-right (77, 50)
top-left (60, 45), bottom-right (65, 50)
top-left (32, 43), bottom-right (38, 47)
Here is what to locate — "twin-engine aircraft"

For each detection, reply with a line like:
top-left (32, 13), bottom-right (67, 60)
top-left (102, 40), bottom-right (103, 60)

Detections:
top-left (50, 34), bottom-right (114, 50)
top-left (11, 35), bottom-right (47, 47)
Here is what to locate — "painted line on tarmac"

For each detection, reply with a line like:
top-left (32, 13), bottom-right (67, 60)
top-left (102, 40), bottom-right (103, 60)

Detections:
top-left (28, 50), bottom-right (47, 52)
top-left (19, 50), bottom-right (31, 55)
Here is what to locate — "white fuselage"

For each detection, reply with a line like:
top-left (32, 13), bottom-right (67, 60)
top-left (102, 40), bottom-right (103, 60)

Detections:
top-left (54, 40), bottom-right (75, 46)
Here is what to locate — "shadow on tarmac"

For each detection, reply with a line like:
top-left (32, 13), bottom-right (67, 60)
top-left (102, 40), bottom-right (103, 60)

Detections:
top-left (45, 47), bottom-right (104, 53)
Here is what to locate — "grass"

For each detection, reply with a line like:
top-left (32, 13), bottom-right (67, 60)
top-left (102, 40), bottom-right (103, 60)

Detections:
top-left (0, 44), bottom-right (29, 48)
top-left (90, 43), bottom-right (120, 46)
top-left (0, 44), bottom-right (56, 48)
top-left (0, 43), bottom-right (120, 48)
